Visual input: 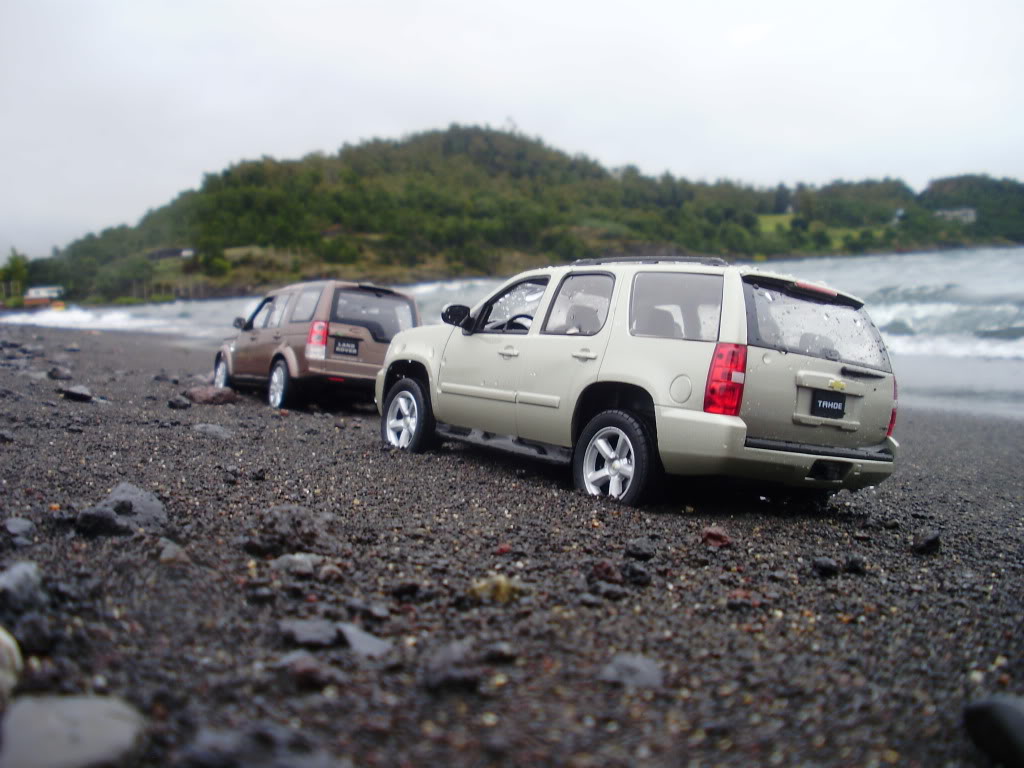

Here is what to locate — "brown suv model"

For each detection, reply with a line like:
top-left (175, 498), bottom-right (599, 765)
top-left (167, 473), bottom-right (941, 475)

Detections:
top-left (214, 280), bottom-right (419, 408)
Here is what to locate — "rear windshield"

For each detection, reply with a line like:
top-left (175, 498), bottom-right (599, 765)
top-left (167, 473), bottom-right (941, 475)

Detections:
top-left (330, 288), bottom-right (416, 343)
top-left (743, 280), bottom-right (891, 372)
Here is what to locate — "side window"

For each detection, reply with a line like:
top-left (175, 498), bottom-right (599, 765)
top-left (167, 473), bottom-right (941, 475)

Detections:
top-left (477, 278), bottom-right (549, 334)
top-left (267, 293), bottom-right (292, 328)
top-left (248, 298), bottom-right (274, 330)
top-left (630, 272), bottom-right (724, 342)
top-left (542, 273), bottom-right (614, 336)
top-left (289, 287), bottom-right (322, 323)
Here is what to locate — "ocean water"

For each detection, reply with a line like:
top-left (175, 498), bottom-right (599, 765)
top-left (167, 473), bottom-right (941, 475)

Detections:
top-left (3, 247), bottom-right (1023, 419)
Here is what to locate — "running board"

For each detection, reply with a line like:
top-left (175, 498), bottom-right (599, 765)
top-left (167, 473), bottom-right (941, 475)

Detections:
top-left (436, 423), bottom-right (572, 465)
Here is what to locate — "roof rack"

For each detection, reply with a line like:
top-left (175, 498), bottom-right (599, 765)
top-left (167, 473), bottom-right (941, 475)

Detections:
top-left (571, 255), bottom-right (730, 267)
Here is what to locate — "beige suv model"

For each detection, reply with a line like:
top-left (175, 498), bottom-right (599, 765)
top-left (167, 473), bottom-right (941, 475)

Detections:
top-left (214, 280), bottom-right (419, 408)
top-left (376, 257), bottom-right (898, 506)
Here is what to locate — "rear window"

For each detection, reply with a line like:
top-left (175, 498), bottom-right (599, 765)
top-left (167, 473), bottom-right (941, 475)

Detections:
top-left (331, 288), bottom-right (416, 343)
top-left (630, 272), bottom-right (723, 342)
top-left (743, 280), bottom-right (891, 372)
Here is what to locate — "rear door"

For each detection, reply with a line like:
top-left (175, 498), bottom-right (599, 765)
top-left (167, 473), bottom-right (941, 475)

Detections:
top-left (740, 278), bottom-right (895, 450)
top-left (233, 296), bottom-right (278, 378)
top-left (326, 286), bottom-right (417, 381)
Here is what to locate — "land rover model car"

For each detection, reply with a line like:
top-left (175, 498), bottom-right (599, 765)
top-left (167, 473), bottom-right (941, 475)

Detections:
top-left (376, 257), bottom-right (897, 505)
top-left (214, 280), bottom-right (419, 408)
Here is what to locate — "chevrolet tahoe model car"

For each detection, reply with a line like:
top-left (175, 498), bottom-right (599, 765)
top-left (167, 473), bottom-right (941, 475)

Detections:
top-left (215, 280), bottom-right (419, 408)
top-left (376, 257), bottom-right (898, 506)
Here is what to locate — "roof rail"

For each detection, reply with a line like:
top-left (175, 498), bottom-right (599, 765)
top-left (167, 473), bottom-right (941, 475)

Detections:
top-left (571, 255), bottom-right (730, 267)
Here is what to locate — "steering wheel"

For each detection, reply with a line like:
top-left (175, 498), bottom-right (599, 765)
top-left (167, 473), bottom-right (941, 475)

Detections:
top-left (504, 313), bottom-right (533, 331)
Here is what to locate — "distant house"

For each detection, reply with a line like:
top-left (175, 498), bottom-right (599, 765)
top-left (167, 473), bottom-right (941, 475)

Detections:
top-left (933, 208), bottom-right (977, 224)
top-left (146, 247), bottom-right (196, 261)
top-left (23, 285), bottom-right (64, 309)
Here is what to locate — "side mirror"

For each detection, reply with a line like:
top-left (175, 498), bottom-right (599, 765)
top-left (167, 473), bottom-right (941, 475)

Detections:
top-left (441, 304), bottom-right (472, 329)
top-left (232, 317), bottom-right (245, 330)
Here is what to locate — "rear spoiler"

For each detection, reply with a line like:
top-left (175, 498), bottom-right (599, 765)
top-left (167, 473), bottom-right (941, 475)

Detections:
top-left (742, 275), bottom-right (864, 309)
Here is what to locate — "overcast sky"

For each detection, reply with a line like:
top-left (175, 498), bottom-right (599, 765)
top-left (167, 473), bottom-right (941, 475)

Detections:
top-left (2, 0), bottom-right (1022, 258)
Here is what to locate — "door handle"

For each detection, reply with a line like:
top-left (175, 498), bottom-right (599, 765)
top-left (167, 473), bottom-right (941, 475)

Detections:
top-left (499, 347), bottom-right (519, 359)
top-left (572, 349), bottom-right (598, 361)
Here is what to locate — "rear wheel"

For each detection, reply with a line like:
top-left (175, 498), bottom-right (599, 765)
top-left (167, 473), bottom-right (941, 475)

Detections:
top-left (213, 356), bottom-right (231, 389)
top-left (268, 359), bottom-right (292, 409)
top-left (574, 409), bottom-right (655, 506)
top-left (381, 377), bottom-right (436, 452)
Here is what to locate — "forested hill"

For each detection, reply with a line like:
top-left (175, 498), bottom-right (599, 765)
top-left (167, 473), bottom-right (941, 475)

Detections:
top-left (13, 125), bottom-right (1024, 302)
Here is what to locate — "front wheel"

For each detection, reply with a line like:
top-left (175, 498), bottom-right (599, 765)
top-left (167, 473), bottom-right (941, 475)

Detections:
top-left (381, 378), bottom-right (436, 452)
top-left (267, 359), bottom-right (292, 409)
top-left (573, 409), bottom-right (655, 506)
top-left (213, 355), bottom-right (231, 389)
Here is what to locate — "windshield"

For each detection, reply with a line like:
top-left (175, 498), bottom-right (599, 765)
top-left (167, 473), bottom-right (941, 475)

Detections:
top-left (743, 280), bottom-right (891, 372)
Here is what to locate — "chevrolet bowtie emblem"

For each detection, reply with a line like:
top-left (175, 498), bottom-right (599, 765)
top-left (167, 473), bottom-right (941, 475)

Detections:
top-left (828, 379), bottom-right (847, 392)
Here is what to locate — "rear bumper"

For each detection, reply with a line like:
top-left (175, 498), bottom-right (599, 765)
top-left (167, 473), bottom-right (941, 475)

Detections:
top-left (655, 406), bottom-right (898, 490)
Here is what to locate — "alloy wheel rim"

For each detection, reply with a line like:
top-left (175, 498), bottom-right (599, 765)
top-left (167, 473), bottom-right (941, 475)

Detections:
top-left (385, 391), bottom-right (418, 448)
top-left (269, 366), bottom-right (285, 407)
top-left (582, 426), bottom-right (635, 499)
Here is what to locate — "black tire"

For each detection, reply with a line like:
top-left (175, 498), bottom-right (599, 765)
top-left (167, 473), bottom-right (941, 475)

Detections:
top-left (267, 359), bottom-right (292, 409)
top-left (573, 409), bottom-right (655, 506)
top-left (381, 377), bottom-right (436, 452)
top-left (213, 355), bottom-right (232, 389)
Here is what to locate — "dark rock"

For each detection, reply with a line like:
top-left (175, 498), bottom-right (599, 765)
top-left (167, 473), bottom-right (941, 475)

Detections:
top-left (152, 372), bottom-right (179, 384)
top-left (812, 557), bottom-right (841, 578)
top-left (0, 695), bottom-right (146, 768)
top-left (624, 536), bottom-right (656, 561)
top-left (579, 593), bottom-right (603, 607)
top-left (337, 622), bottom-right (392, 659)
top-left (0, 561), bottom-right (47, 612)
top-left (46, 366), bottom-right (73, 381)
top-left (167, 396), bottom-right (191, 410)
top-left (178, 721), bottom-right (341, 768)
top-left (589, 559), bottom-right (624, 585)
top-left (0, 431), bottom-right (13, 444)
top-left (13, 612), bottom-right (58, 654)
top-left (346, 598), bottom-right (390, 621)
top-left (597, 653), bottom-right (663, 688)
top-left (912, 529), bottom-right (942, 555)
top-left (193, 423), bottom-right (233, 440)
top-left (482, 641), bottom-right (518, 664)
top-left (241, 505), bottom-right (334, 557)
top-left (278, 618), bottom-right (339, 648)
top-left (184, 386), bottom-right (240, 405)
top-left (57, 384), bottom-right (93, 402)
top-left (621, 561), bottom-right (652, 587)
top-left (273, 650), bottom-right (348, 691)
top-left (77, 482), bottom-right (167, 536)
top-left (881, 518), bottom-right (900, 530)
top-left (844, 556), bottom-right (867, 575)
top-left (423, 639), bottom-right (480, 692)
top-left (592, 582), bottom-right (628, 601)
top-left (964, 696), bottom-right (1024, 768)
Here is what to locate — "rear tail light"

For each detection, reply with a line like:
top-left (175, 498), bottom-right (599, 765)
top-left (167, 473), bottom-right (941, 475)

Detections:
top-left (887, 377), bottom-right (898, 437)
top-left (306, 321), bottom-right (329, 360)
top-left (704, 343), bottom-right (747, 416)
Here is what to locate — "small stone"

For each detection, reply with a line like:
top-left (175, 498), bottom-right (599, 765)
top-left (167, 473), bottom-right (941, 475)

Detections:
top-left (844, 556), bottom-right (867, 575)
top-left (5, 518), bottom-right (34, 538)
top-left (274, 650), bottom-right (348, 690)
top-left (158, 540), bottom-right (191, 566)
top-left (912, 530), bottom-right (941, 555)
top-left (178, 721), bottom-right (340, 768)
top-left (0, 695), bottom-right (146, 768)
top-left (423, 639), bottom-right (480, 692)
top-left (336, 622), bottom-right (392, 659)
top-left (0, 562), bottom-right (47, 612)
top-left (468, 573), bottom-right (529, 603)
top-left (270, 553), bottom-right (325, 578)
top-left (481, 641), bottom-right (518, 664)
top-left (167, 396), bottom-right (191, 410)
top-left (597, 653), bottom-right (663, 688)
top-left (193, 423), bottom-right (233, 439)
top-left (57, 384), bottom-right (93, 402)
top-left (812, 557), bottom-right (841, 578)
top-left (184, 386), bottom-right (240, 405)
top-left (46, 366), bottom-right (73, 381)
top-left (624, 536), bottom-right (656, 561)
top-left (621, 561), bottom-right (652, 587)
top-left (279, 618), bottom-right (339, 648)
top-left (701, 526), bottom-right (732, 548)
top-left (0, 432), bottom-right (13, 444)
top-left (77, 483), bottom-right (167, 536)
top-left (589, 559), bottom-right (624, 584)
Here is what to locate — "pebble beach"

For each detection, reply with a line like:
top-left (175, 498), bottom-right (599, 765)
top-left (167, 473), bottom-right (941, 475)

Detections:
top-left (0, 323), bottom-right (1021, 767)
